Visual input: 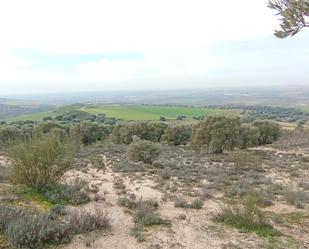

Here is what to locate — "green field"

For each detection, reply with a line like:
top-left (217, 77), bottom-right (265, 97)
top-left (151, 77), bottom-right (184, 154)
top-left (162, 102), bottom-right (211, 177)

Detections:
top-left (7, 105), bottom-right (239, 122)
top-left (83, 105), bottom-right (238, 120)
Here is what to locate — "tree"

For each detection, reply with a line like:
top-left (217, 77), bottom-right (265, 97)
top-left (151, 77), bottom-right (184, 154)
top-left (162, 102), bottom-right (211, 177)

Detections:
top-left (253, 120), bottom-right (281, 145)
top-left (33, 122), bottom-right (67, 135)
top-left (239, 124), bottom-right (260, 149)
top-left (0, 126), bottom-right (21, 149)
top-left (72, 121), bottom-right (111, 145)
top-left (192, 116), bottom-right (241, 153)
top-left (268, 0), bottom-right (309, 38)
top-left (111, 121), bottom-right (167, 144)
top-left (163, 125), bottom-right (192, 146)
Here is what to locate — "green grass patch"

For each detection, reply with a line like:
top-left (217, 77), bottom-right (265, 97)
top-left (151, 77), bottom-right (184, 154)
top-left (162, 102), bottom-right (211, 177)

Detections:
top-left (0, 184), bottom-right (53, 210)
top-left (16, 187), bottom-right (53, 209)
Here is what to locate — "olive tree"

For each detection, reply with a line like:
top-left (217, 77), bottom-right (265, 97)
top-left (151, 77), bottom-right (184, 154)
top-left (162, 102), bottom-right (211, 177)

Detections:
top-left (253, 120), bottom-right (281, 145)
top-left (268, 0), bottom-right (309, 38)
top-left (163, 125), bottom-right (192, 146)
top-left (72, 121), bottom-right (111, 145)
top-left (112, 121), bottom-right (167, 144)
top-left (192, 116), bottom-right (241, 153)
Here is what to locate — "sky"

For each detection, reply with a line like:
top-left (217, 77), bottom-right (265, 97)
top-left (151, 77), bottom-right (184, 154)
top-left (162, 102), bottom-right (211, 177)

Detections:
top-left (0, 0), bottom-right (308, 95)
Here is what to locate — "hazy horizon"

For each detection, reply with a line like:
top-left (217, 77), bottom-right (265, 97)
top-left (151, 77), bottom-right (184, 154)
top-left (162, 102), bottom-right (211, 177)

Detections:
top-left (0, 0), bottom-right (308, 95)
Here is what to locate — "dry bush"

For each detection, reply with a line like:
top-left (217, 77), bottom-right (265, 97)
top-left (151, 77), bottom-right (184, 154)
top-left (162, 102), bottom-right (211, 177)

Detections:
top-left (283, 188), bottom-right (308, 209)
top-left (117, 196), bottom-right (137, 209)
top-left (174, 197), bottom-right (188, 208)
top-left (1, 204), bottom-right (109, 249)
top-left (0, 205), bottom-right (26, 231)
top-left (275, 128), bottom-right (309, 149)
top-left (231, 151), bottom-right (261, 170)
top-left (69, 207), bottom-right (110, 234)
top-left (174, 197), bottom-right (203, 209)
top-left (6, 213), bottom-right (73, 249)
top-left (188, 198), bottom-right (204, 209)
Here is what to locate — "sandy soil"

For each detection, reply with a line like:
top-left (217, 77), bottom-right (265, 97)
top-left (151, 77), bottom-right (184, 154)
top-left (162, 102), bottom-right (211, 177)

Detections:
top-left (60, 150), bottom-right (308, 249)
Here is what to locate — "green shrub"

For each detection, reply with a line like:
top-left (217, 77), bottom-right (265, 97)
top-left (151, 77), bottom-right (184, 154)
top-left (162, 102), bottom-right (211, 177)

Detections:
top-left (127, 139), bottom-right (161, 164)
top-left (41, 183), bottom-right (90, 205)
top-left (130, 223), bottom-right (145, 242)
top-left (49, 204), bottom-right (67, 218)
top-left (8, 132), bottom-right (77, 188)
top-left (163, 125), bottom-right (192, 146)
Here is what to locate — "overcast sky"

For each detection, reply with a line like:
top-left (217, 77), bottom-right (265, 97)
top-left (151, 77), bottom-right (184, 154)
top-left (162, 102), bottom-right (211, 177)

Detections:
top-left (0, 0), bottom-right (308, 95)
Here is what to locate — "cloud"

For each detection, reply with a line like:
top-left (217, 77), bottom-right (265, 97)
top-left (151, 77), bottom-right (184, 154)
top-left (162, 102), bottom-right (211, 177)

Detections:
top-left (0, 0), bottom-right (307, 95)
top-left (0, 0), bottom-right (278, 54)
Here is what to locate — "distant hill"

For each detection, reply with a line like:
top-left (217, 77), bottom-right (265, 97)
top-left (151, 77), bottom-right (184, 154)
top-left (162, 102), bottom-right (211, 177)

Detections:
top-left (0, 98), bottom-right (52, 120)
top-left (3, 85), bottom-right (309, 107)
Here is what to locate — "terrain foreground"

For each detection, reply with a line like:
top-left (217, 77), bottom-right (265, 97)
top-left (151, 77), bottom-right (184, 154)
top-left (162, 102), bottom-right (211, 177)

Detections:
top-left (1, 134), bottom-right (309, 249)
